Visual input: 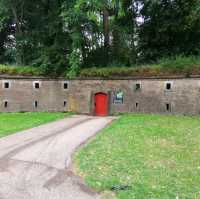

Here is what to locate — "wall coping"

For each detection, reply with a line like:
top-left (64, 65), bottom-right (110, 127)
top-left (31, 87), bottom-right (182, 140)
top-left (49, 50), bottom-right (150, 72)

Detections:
top-left (1, 74), bottom-right (200, 80)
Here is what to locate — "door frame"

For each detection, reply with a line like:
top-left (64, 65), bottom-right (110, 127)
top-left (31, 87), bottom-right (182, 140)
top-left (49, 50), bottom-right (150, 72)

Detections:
top-left (90, 91), bottom-right (111, 116)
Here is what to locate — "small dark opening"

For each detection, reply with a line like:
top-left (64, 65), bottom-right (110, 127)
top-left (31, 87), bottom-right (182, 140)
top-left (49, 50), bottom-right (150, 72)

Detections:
top-left (166, 103), bottom-right (171, 111)
top-left (4, 82), bottom-right (9, 89)
top-left (166, 83), bottom-right (171, 90)
top-left (34, 101), bottom-right (38, 108)
top-left (64, 83), bottom-right (68, 89)
top-left (64, 101), bottom-right (67, 107)
top-left (136, 102), bottom-right (139, 108)
top-left (35, 83), bottom-right (40, 89)
top-left (4, 101), bottom-right (8, 108)
top-left (135, 84), bottom-right (141, 91)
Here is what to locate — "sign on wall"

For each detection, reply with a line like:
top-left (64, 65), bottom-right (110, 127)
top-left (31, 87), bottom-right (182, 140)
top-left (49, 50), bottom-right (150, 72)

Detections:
top-left (113, 91), bottom-right (124, 104)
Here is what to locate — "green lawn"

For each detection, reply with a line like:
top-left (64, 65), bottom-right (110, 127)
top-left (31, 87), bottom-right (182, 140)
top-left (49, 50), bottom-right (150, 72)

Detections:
top-left (75, 114), bottom-right (200, 199)
top-left (0, 112), bottom-right (71, 138)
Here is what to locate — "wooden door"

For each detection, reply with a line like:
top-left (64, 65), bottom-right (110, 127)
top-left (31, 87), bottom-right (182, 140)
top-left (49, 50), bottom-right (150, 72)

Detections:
top-left (94, 93), bottom-right (108, 116)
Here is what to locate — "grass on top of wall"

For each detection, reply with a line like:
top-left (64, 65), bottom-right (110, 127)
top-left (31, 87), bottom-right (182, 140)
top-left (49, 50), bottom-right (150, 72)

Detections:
top-left (75, 113), bottom-right (200, 199)
top-left (0, 64), bottom-right (43, 76)
top-left (1, 55), bottom-right (200, 78)
top-left (80, 55), bottom-right (200, 78)
top-left (0, 112), bottom-right (72, 138)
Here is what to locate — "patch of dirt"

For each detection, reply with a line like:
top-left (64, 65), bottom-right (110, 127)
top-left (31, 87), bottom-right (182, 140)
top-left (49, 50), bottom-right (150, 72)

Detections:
top-left (100, 191), bottom-right (117, 199)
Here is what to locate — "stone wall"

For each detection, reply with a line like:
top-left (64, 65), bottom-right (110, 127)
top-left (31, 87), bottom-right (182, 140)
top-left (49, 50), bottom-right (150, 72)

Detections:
top-left (0, 76), bottom-right (200, 115)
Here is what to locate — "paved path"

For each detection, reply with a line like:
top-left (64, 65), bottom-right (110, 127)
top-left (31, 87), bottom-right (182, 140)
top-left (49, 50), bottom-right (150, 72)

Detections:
top-left (0, 115), bottom-right (115, 199)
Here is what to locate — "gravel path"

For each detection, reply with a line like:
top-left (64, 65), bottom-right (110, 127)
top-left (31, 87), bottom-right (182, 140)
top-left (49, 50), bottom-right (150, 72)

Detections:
top-left (0, 115), bottom-right (115, 199)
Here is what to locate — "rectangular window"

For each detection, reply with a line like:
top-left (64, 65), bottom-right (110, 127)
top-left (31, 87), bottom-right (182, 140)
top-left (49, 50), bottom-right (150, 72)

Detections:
top-left (4, 101), bottom-right (8, 108)
top-left (35, 82), bottom-right (40, 89)
top-left (4, 82), bottom-right (10, 89)
top-left (135, 83), bottom-right (141, 91)
top-left (34, 101), bottom-right (38, 108)
top-left (165, 82), bottom-right (173, 91)
top-left (33, 81), bottom-right (41, 89)
top-left (166, 83), bottom-right (171, 90)
top-left (64, 101), bottom-right (67, 107)
top-left (166, 103), bottom-right (171, 112)
top-left (63, 83), bottom-right (68, 89)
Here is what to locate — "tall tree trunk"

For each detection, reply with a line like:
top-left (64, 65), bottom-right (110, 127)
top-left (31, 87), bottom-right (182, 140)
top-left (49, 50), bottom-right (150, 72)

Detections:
top-left (11, 5), bottom-right (24, 64)
top-left (112, 0), bottom-right (120, 63)
top-left (103, 7), bottom-right (109, 65)
top-left (11, 7), bottom-right (21, 33)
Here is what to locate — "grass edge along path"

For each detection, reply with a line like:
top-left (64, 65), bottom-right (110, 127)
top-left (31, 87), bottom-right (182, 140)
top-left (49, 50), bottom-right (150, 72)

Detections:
top-left (75, 113), bottom-right (200, 199)
top-left (0, 112), bottom-right (72, 138)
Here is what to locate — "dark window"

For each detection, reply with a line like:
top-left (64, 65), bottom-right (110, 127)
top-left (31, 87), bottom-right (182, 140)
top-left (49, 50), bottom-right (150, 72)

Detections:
top-left (135, 83), bottom-right (141, 91)
top-left (166, 83), bottom-right (171, 90)
top-left (34, 101), bottom-right (38, 108)
top-left (166, 103), bottom-right (171, 111)
top-left (64, 83), bottom-right (68, 89)
top-left (35, 82), bottom-right (40, 89)
top-left (4, 101), bottom-right (8, 108)
top-left (136, 102), bottom-right (139, 108)
top-left (64, 101), bottom-right (67, 107)
top-left (4, 82), bottom-right (10, 89)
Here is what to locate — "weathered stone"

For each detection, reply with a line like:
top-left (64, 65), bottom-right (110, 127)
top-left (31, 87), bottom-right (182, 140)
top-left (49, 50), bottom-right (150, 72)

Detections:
top-left (0, 77), bottom-right (200, 115)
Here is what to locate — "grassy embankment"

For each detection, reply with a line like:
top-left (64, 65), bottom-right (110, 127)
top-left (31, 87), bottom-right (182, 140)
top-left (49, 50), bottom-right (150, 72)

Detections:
top-left (1, 56), bottom-right (200, 78)
top-left (80, 56), bottom-right (200, 77)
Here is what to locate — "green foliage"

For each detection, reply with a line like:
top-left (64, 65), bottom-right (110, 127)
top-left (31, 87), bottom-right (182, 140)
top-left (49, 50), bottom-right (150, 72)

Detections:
top-left (75, 114), bottom-right (200, 199)
top-left (138, 0), bottom-right (200, 62)
top-left (158, 55), bottom-right (200, 70)
top-left (0, 0), bottom-right (70, 73)
top-left (67, 49), bottom-right (81, 78)
top-left (0, 0), bottom-right (200, 73)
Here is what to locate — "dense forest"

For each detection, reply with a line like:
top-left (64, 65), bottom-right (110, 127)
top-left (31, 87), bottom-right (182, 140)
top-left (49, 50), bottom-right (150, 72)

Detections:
top-left (0, 0), bottom-right (200, 77)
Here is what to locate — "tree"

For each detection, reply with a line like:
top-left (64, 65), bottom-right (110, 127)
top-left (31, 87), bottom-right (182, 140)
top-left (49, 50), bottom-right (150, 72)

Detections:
top-left (0, 0), bottom-right (138, 73)
top-left (138, 0), bottom-right (200, 62)
top-left (1, 0), bottom-right (199, 75)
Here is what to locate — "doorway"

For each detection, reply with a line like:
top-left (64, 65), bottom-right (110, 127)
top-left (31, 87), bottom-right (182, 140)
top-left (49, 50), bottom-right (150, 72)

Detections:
top-left (94, 93), bottom-right (108, 116)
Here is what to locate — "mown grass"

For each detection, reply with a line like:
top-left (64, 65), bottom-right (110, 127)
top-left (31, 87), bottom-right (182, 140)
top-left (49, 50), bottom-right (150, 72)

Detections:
top-left (80, 55), bottom-right (200, 78)
top-left (75, 114), bottom-right (200, 199)
top-left (0, 112), bottom-right (72, 138)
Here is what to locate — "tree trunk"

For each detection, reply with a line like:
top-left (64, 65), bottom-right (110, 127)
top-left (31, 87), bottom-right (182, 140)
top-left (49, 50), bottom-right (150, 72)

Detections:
top-left (11, 5), bottom-right (24, 65)
top-left (11, 7), bottom-right (21, 33)
top-left (103, 7), bottom-right (109, 65)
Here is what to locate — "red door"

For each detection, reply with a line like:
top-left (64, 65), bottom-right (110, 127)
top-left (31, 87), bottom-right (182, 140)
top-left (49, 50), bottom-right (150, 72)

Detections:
top-left (95, 93), bottom-right (108, 116)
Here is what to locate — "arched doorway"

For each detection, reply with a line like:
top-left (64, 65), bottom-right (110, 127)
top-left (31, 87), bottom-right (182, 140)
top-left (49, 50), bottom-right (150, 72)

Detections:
top-left (94, 93), bottom-right (108, 116)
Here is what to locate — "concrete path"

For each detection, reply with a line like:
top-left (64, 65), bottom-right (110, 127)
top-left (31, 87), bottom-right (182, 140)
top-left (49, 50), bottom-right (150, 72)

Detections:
top-left (0, 115), bottom-right (115, 199)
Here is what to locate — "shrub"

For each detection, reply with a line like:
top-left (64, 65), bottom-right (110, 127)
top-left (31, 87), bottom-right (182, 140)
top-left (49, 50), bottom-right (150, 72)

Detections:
top-left (158, 55), bottom-right (200, 70)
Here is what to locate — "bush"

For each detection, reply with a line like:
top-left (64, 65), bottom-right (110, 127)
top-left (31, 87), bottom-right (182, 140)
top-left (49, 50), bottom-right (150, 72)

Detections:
top-left (158, 55), bottom-right (200, 70)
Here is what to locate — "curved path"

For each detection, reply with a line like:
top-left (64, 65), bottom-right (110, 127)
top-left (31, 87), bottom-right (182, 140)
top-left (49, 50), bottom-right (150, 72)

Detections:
top-left (0, 115), bottom-right (115, 199)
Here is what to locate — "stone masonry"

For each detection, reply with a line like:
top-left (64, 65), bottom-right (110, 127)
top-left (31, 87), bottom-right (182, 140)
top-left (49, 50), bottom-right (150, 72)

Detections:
top-left (0, 76), bottom-right (200, 115)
